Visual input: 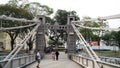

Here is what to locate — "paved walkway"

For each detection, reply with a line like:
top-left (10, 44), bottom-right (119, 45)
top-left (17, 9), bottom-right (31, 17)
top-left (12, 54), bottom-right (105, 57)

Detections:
top-left (26, 52), bottom-right (82, 68)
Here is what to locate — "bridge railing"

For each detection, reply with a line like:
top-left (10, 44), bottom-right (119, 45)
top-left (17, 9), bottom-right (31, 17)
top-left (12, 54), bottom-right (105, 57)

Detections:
top-left (0, 55), bottom-right (35, 68)
top-left (71, 54), bottom-right (120, 68)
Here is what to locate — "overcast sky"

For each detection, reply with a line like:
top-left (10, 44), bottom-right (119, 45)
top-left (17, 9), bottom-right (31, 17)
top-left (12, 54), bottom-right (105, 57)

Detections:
top-left (0, 0), bottom-right (120, 28)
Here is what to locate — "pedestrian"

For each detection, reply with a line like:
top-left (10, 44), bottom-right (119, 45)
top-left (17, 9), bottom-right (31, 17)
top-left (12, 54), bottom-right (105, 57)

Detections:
top-left (51, 50), bottom-right (55, 60)
top-left (55, 50), bottom-right (59, 60)
top-left (35, 50), bottom-right (41, 68)
top-left (65, 49), bottom-right (67, 54)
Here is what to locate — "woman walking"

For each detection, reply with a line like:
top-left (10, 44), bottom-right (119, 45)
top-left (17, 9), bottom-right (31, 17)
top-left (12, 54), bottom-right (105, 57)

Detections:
top-left (51, 50), bottom-right (55, 60)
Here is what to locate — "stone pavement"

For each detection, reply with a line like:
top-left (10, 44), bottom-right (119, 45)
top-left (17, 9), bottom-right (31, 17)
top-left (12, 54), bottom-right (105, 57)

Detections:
top-left (26, 52), bottom-right (82, 68)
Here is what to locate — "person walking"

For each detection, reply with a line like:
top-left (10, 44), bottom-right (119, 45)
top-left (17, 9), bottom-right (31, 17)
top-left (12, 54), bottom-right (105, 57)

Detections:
top-left (51, 50), bottom-right (55, 60)
top-left (55, 50), bottom-right (59, 60)
top-left (35, 50), bottom-right (41, 68)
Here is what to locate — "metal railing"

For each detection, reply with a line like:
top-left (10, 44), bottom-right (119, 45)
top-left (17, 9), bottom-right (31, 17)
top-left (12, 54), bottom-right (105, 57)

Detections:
top-left (0, 55), bottom-right (35, 68)
top-left (99, 56), bottom-right (120, 65)
top-left (71, 55), bottom-right (120, 68)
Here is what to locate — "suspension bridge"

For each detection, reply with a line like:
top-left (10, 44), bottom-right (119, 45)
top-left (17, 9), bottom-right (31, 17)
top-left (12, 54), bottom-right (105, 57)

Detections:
top-left (0, 14), bottom-right (120, 68)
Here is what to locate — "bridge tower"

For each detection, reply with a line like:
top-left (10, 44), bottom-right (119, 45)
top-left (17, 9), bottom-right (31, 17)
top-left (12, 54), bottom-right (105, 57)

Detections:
top-left (36, 15), bottom-right (46, 57)
top-left (67, 16), bottom-right (76, 55)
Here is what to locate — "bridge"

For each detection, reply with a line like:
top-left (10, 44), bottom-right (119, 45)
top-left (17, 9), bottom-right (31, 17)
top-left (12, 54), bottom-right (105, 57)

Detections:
top-left (0, 14), bottom-right (120, 68)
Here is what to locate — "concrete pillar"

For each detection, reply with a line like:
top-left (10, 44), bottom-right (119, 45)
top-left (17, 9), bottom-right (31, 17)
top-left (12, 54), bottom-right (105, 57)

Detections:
top-left (67, 16), bottom-right (75, 24)
top-left (67, 15), bottom-right (76, 57)
top-left (36, 15), bottom-right (46, 58)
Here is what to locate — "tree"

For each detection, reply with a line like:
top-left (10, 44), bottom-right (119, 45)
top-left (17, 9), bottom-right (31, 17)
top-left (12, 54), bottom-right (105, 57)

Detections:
top-left (80, 16), bottom-right (102, 42)
top-left (68, 10), bottom-right (80, 20)
top-left (22, 2), bottom-right (53, 50)
top-left (115, 31), bottom-right (120, 48)
top-left (6, 0), bottom-right (53, 50)
top-left (7, 0), bottom-right (21, 7)
top-left (54, 9), bottom-right (68, 25)
top-left (7, 0), bottom-right (53, 16)
top-left (102, 32), bottom-right (111, 45)
top-left (23, 2), bottom-right (53, 16)
top-left (0, 5), bottom-right (33, 50)
top-left (54, 10), bottom-right (80, 25)
top-left (45, 16), bottom-right (55, 25)
top-left (102, 31), bottom-right (120, 47)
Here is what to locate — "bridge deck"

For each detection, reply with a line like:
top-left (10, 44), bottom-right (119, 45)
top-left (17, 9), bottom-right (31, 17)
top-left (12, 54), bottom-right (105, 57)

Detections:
top-left (26, 52), bottom-right (82, 68)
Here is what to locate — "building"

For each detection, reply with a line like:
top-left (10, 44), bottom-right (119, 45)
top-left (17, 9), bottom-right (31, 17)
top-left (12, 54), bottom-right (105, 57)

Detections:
top-left (0, 32), bottom-right (10, 50)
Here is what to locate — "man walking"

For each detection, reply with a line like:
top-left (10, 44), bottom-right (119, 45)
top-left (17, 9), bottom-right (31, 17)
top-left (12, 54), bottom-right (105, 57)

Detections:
top-left (55, 50), bottom-right (59, 60)
top-left (36, 50), bottom-right (41, 68)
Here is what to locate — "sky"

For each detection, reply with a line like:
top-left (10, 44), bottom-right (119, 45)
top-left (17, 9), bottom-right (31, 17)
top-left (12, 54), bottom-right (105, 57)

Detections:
top-left (0, 0), bottom-right (120, 28)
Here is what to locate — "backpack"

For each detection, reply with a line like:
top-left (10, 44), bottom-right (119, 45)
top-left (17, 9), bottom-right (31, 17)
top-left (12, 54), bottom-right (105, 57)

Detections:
top-left (35, 55), bottom-right (38, 60)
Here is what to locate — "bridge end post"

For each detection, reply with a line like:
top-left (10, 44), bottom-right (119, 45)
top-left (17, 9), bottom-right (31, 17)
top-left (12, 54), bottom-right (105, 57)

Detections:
top-left (67, 15), bottom-right (76, 59)
top-left (36, 15), bottom-right (46, 58)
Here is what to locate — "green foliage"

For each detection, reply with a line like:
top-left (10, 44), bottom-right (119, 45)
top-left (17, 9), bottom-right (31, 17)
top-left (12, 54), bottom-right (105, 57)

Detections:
top-left (102, 31), bottom-right (120, 48)
top-left (102, 32), bottom-right (111, 43)
top-left (45, 16), bottom-right (55, 25)
top-left (7, 0), bottom-right (21, 7)
top-left (23, 2), bottom-right (53, 16)
top-left (79, 16), bottom-right (107, 42)
top-left (115, 31), bottom-right (120, 47)
top-left (7, 0), bottom-right (53, 16)
top-left (56, 47), bottom-right (65, 51)
top-left (57, 41), bottom-right (63, 45)
top-left (0, 5), bottom-right (33, 19)
top-left (95, 51), bottom-right (120, 57)
top-left (48, 39), bottom-right (55, 45)
top-left (54, 9), bottom-right (68, 25)
top-left (68, 11), bottom-right (80, 20)
top-left (54, 9), bottom-right (80, 25)
top-left (0, 4), bottom-right (33, 50)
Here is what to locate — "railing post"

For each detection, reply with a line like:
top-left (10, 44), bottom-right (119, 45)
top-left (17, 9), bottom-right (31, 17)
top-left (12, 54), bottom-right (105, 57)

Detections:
top-left (10, 60), bottom-right (13, 68)
top-left (79, 56), bottom-right (80, 63)
top-left (19, 58), bottom-right (21, 66)
top-left (81, 57), bottom-right (83, 64)
top-left (25, 57), bottom-right (27, 64)
top-left (86, 59), bottom-right (88, 67)
top-left (29, 55), bottom-right (31, 62)
top-left (92, 61), bottom-right (95, 68)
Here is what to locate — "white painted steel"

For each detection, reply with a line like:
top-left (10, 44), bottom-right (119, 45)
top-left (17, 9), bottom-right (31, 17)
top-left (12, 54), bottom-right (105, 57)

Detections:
top-left (3, 23), bottom-right (40, 68)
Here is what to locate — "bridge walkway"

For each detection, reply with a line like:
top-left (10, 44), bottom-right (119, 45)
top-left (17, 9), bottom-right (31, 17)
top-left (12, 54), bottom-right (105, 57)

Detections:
top-left (26, 52), bottom-right (82, 68)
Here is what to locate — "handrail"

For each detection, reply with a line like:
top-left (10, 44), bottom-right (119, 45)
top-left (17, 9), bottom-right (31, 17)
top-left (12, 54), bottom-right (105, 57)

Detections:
top-left (0, 55), bottom-right (35, 68)
top-left (71, 54), bottom-right (120, 68)
top-left (3, 23), bottom-right (40, 68)
top-left (0, 23), bottom-right (37, 31)
top-left (0, 15), bottom-right (40, 22)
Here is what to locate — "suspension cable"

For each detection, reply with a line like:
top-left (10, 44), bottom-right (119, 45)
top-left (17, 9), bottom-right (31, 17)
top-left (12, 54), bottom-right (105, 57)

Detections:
top-left (72, 23), bottom-right (100, 60)
top-left (0, 23), bottom-right (37, 31)
top-left (0, 15), bottom-right (40, 23)
top-left (71, 23), bottom-right (101, 68)
top-left (3, 23), bottom-right (40, 68)
top-left (73, 22), bottom-right (120, 31)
